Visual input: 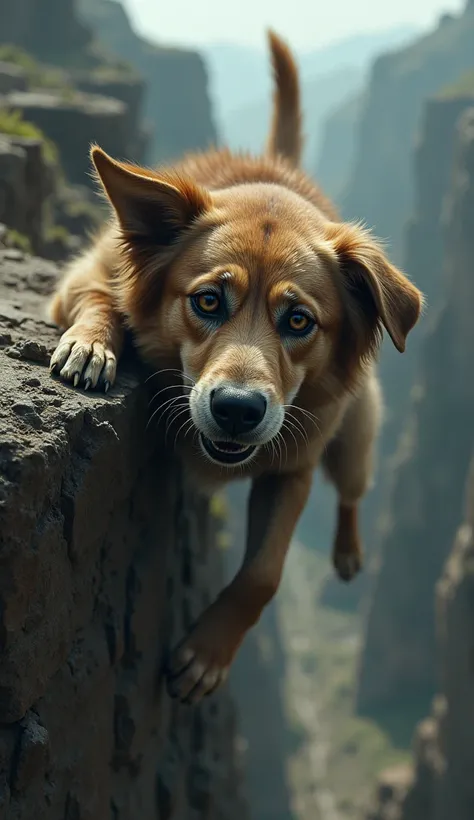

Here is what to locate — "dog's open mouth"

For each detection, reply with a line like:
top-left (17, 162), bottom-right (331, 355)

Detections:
top-left (200, 434), bottom-right (256, 465)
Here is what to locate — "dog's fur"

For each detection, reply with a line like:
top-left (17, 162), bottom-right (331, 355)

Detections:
top-left (49, 31), bottom-right (423, 703)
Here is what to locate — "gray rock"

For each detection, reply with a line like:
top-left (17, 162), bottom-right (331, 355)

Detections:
top-left (0, 62), bottom-right (28, 94)
top-left (0, 248), bottom-right (249, 818)
top-left (0, 90), bottom-right (130, 186)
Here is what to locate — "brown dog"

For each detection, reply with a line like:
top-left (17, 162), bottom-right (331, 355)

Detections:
top-left (49, 32), bottom-right (423, 703)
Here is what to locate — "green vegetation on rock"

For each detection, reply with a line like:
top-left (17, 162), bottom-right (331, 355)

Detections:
top-left (0, 45), bottom-right (69, 91)
top-left (438, 69), bottom-right (474, 99)
top-left (0, 108), bottom-right (59, 167)
top-left (1, 229), bottom-right (32, 253)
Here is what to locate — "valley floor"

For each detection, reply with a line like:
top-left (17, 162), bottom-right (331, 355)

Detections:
top-left (277, 544), bottom-right (412, 819)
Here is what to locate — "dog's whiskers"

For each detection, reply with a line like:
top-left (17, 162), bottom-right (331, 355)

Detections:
top-left (165, 404), bottom-right (190, 445)
top-left (147, 393), bottom-right (190, 431)
top-left (174, 417), bottom-right (196, 450)
top-left (146, 367), bottom-right (195, 385)
top-left (148, 382), bottom-right (193, 407)
top-left (284, 412), bottom-right (310, 446)
top-left (281, 419), bottom-right (300, 458)
top-left (283, 404), bottom-right (322, 436)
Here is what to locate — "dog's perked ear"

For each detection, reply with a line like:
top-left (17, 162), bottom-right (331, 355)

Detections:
top-left (325, 222), bottom-right (423, 353)
top-left (91, 145), bottom-right (211, 245)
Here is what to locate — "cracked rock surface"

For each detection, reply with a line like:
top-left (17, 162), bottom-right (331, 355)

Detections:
top-left (0, 249), bottom-right (248, 819)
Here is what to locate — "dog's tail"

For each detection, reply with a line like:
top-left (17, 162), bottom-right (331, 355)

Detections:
top-left (266, 30), bottom-right (303, 166)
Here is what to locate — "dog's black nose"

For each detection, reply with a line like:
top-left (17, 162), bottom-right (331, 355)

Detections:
top-left (211, 387), bottom-right (267, 436)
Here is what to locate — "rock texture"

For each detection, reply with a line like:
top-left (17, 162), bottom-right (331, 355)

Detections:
top-left (0, 135), bottom-right (52, 254)
top-left (357, 105), bottom-right (474, 713)
top-left (0, 249), bottom-right (248, 818)
top-left (0, 62), bottom-right (28, 95)
top-left (0, 90), bottom-right (132, 186)
top-left (74, 70), bottom-right (149, 161)
top-left (0, 0), bottom-right (91, 65)
top-left (78, 0), bottom-right (218, 164)
top-left (367, 457), bottom-right (474, 820)
top-left (342, 2), bottom-right (474, 264)
top-left (365, 104), bottom-right (474, 820)
top-left (314, 92), bottom-right (362, 203)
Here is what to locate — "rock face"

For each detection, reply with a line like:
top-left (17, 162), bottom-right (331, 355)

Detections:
top-left (0, 90), bottom-right (133, 186)
top-left (73, 70), bottom-right (149, 161)
top-left (0, 61), bottom-right (28, 94)
top-left (357, 105), bottom-right (474, 711)
top-left (315, 92), bottom-right (362, 202)
top-left (367, 460), bottom-right (474, 820)
top-left (342, 2), bottom-right (474, 264)
top-left (0, 250), bottom-right (248, 818)
top-left (0, 135), bottom-right (52, 254)
top-left (360, 92), bottom-right (474, 540)
top-left (78, 0), bottom-right (218, 164)
top-left (0, 0), bottom-right (91, 65)
top-left (365, 106), bottom-right (474, 820)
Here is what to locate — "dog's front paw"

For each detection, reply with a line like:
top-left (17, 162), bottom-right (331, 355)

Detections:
top-left (50, 326), bottom-right (117, 392)
top-left (166, 640), bottom-right (229, 705)
top-left (333, 549), bottom-right (362, 583)
top-left (165, 602), bottom-right (244, 704)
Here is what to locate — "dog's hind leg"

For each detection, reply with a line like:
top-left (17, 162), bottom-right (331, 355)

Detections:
top-left (322, 369), bottom-right (383, 582)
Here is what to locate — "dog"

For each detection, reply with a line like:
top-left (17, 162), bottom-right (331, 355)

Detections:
top-left (49, 31), bottom-right (423, 703)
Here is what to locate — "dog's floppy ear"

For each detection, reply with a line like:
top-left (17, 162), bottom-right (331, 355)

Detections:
top-left (91, 145), bottom-right (211, 245)
top-left (325, 222), bottom-right (423, 352)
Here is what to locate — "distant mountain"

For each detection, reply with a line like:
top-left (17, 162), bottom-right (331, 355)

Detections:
top-left (203, 24), bottom-right (418, 168)
top-left (78, 0), bottom-right (218, 164)
top-left (224, 66), bottom-right (363, 171)
top-left (315, 92), bottom-right (363, 201)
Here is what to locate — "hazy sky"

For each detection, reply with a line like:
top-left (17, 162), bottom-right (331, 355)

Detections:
top-left (123, 0), bottom-right (464, 49)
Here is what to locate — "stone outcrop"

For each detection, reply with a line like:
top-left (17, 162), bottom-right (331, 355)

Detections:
top-left (0, 0), bottom-right (91, 66)
top-left (365, 105), bottom-right (474, 820)
top-left (367, 456), bottom-right (474, 820)
top-left (357, 103), bottom-right (474, 715)
top-left (0, 89), bottom-right (133, 186)
top-left (0, 135), bottom-right (52, 254)
top-left (0, 249), bottom-right (249, 818)
top-left (342, 1), bottom-right (474, 264)
top-left (78, 0), bottom-right (218, 164)
top-left (0, 62), bottom-right (28, 95)
top-left (314, 92), bottom-right (362, 203)
top-left (73, 69), bottom-right (149, 161)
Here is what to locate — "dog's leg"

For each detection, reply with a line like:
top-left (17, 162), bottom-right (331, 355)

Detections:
top-left (166, 468), bottom-right (313, 703)
top-left (322, 370), bottom-right (382, 582)
top-left (49, 234), bottom-right (123, 391)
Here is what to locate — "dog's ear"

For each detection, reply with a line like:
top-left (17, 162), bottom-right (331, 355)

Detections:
top-left (325, 222), bottom-right (423, 352)
top-left (91, 146), bottom-right (211, 245)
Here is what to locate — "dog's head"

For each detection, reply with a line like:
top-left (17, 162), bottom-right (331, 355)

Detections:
top-left (93, 147), bottom-right (423, 468)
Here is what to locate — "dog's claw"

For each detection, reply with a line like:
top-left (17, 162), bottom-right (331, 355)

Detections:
top-left (334, 551), bottom-right (362, 583)
top-left (49, 328), bottom-right (117, 391)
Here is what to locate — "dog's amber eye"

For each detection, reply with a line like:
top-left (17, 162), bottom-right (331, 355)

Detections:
top-left (196, 292), bottom-right (220, 314)
top-left (288, 312), bottom-right (309, 332)
top-left (286, 310), bottom-right (315, 335)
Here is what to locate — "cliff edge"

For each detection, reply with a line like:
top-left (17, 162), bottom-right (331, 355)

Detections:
top-left (0, 248), bottom-right (248, 818)
top-left (364, 106), bottom-right (474, 820)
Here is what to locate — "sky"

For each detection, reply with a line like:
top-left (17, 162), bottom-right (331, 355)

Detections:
top-left (123, 0), bottom-right (465, 50)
